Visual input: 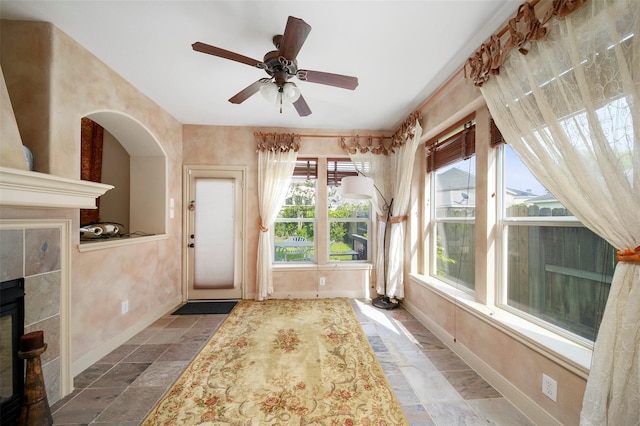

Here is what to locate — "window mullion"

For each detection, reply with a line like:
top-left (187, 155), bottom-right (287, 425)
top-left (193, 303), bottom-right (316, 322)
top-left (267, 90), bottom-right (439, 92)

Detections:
top-left (316, 157), bottom-right (328, 264)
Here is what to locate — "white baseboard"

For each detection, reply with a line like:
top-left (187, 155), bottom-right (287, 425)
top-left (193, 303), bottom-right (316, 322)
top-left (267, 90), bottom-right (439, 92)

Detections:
top-left (71, 295), bottom-right (182, 378)
top-left (403, 299), bottom-right (561, 426)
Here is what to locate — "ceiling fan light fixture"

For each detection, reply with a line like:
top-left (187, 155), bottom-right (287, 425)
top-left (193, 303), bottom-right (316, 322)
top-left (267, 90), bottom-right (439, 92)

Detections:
top-left (259, 81), bottom-right (279, 103)
top-left (281, 82), bottom-right (301, 103)
top-left (260, 81), bottom-right (301, 113)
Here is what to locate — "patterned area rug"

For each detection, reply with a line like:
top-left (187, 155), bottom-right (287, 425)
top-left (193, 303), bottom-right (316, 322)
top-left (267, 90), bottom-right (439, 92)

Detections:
top-left (142, 298), bottom-right (407, 425)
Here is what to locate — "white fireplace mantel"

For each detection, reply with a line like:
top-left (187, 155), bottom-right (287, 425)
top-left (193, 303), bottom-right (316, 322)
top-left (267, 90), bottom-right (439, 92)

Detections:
top-left (0, 166), bottom-right (113, 209)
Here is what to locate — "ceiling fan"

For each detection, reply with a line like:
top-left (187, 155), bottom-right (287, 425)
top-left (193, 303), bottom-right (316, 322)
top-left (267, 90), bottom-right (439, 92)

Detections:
top-left (192, 16), bottom-right (359, 116)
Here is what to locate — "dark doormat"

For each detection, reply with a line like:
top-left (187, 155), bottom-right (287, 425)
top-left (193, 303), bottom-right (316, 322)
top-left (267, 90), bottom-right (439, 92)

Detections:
top-left (172, 301), bottom-right (238, 315)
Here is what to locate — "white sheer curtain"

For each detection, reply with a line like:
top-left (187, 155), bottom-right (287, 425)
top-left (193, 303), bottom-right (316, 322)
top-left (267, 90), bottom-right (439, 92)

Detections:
top-left (479, 1), bottom-right (639, 424)
top-left (347, 117), bottom-right (422, 299)
top-left (256, 134), bottom-right (298, 301)
top-left (386, 120), bottom-right (422, 298)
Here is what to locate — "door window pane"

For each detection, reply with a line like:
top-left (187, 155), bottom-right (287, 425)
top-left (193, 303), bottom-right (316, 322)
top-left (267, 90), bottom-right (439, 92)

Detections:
top-left (194, 178), bottom-right (235, 288)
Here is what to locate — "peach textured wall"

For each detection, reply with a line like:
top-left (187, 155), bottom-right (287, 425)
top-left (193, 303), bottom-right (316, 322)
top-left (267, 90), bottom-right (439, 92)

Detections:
top-left (1, 21), bottom-right (184, 368)
top-left (0, 66), bottom-right (28, 169)
top-left (1, 21), bottom-right (52, 174)
top-left (52, 23), bottom-right (184, 364)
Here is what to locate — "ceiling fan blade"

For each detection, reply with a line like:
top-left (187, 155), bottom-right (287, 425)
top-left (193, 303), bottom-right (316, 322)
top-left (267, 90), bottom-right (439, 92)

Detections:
top-left (192, 42), bottom-right (262, 67)
top-left (297, 69), bottom-right (358, 90)
top-left (293, 94), bottom-right (312, 117)
top-left (228, 80), bottom-right (264, 104)
top-left (278, 16), bottom-right (311, 61)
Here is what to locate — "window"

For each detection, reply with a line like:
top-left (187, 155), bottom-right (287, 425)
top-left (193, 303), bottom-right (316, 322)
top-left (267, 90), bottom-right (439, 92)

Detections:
top-left (418, 84), bottom-right (632, 363)
top-left (428, 120), bottom-right (476, 291)
top-left (273, 159), bottom-right (317, 262)
top-left (327, 160), bottom-right (370, 262)
top-left (499, 143), bottom-right (615, 342)
top-left (272, 158), bottom-right (372, 265)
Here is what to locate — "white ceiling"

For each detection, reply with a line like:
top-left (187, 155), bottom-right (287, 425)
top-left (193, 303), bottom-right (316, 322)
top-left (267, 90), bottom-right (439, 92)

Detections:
top-left (0, 1), bottom-right (521, 132)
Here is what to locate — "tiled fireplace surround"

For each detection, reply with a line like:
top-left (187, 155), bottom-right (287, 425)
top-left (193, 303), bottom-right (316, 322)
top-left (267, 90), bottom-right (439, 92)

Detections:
top-left (0, 220), bottom-right (69, 405)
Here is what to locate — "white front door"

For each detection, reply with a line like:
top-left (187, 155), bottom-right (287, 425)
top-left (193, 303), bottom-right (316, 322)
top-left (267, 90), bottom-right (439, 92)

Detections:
top-left (185, 166), bottom-right (245, 300)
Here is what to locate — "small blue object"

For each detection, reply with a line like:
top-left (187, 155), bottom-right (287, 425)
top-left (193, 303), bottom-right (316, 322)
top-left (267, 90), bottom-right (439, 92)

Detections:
top-left (23, 145), bottom-right (33, 171)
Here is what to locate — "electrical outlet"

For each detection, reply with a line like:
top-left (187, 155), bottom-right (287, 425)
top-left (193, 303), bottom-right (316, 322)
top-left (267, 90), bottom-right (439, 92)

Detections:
top-left (121, 300), bottom-right (129, 315)
top-left (542, 373), bottom-right (557, 402)
top-left (319, 277), bottom-right (326, 286)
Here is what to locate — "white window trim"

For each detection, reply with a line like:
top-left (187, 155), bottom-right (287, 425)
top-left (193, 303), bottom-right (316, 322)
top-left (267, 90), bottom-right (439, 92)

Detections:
top-left (495, 219), bottom-right (607, 347)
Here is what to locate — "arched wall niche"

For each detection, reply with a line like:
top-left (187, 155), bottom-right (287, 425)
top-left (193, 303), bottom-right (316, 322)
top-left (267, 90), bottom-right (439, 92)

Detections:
top-left (82, 111), bottom-right (167, 240)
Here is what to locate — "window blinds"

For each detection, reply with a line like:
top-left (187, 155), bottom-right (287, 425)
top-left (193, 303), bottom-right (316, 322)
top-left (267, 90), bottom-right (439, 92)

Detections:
top-left (292, 158), bottom-right (318, 180)
top-left (426, 121), bottom-right (476, 173)
top-left (490, 118), bottom-right (506, 147)
top-left (326, 158), bottom-right (359, 187)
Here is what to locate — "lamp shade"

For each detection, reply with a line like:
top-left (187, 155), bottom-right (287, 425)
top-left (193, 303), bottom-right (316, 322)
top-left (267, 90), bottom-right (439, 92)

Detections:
top-left (340, 176), bottom-right (374, 199)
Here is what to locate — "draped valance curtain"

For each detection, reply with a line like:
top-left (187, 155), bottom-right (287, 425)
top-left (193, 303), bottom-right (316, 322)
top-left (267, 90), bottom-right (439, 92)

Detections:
top-left (467, 0), bottom-right (639, 423)
top-left (341, 113), bottom-right (422, 299)
top-left (255, 132), bottom-right (300, 300)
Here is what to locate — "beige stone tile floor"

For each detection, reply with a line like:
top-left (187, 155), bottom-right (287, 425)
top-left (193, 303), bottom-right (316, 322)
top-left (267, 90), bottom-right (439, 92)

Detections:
top-left (50, 299), bottom-right (533, 425)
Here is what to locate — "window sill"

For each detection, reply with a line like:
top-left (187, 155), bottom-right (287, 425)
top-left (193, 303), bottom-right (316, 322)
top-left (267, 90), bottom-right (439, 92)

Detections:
top-left (273, 262), bottom-right (373, 272)
top-left (408, 273), bottom-right (592, 379)
top-left (78, 234), bottom-right (168, 252)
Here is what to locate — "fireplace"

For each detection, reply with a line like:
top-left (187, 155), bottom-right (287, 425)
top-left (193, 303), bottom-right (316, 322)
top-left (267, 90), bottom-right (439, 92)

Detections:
top-left (1, 165), bottom-right (109, 411)
top-left (1, 278), bottom-right (25, 426)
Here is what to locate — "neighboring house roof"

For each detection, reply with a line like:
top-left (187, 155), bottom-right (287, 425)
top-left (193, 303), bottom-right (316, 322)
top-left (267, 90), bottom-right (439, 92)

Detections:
top-left (436, 168), bottom-right (475, 191)
top-left (506, 188), bottom-right (537, 197)
top-left (526, 193), bottom-right (557, 203)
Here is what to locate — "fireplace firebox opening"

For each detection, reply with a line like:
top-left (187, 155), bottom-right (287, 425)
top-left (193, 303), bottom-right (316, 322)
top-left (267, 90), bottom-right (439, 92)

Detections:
top-left (1, 278), bottom-right (25, 425)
